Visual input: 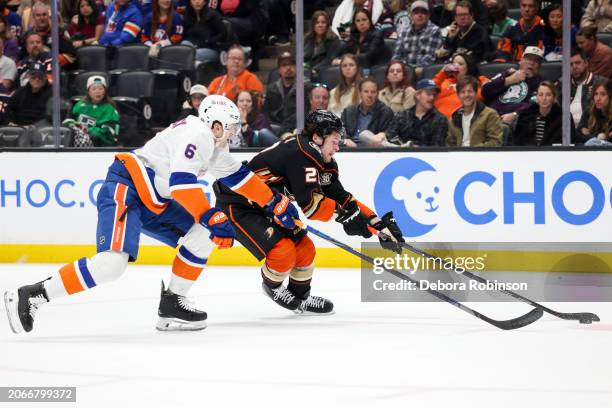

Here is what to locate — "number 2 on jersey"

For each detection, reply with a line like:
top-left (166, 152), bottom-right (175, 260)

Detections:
top-left (304, 167), bottom-right (318, 183)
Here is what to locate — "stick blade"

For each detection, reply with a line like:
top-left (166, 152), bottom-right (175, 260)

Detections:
top-left (485, 307), bottom-right (543, 330)
top-left (552, 311), bottom-right (600, 323)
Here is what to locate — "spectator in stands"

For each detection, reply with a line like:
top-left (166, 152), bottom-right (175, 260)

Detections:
top-left (207, 44), bottom-right (264, 102)
top-left (341, 77), bottom-right (394, 147)
top-left (581, 0), bottom-right (612, 33)
top-left (309, 83), bottom-right (330, 111)
top-left (567, 48), bottom-right (605, 130)
top-left (63, 75), bottom-right (120, 146)
top-left (218, 0), bottom-right (267, 49)
top-left (378, 59), bottom-right (415, 113)
top-left (332, 0), bottom-right (383, 39)
top-left (580, 79), bottom-right (612, 145)
top-left (235, 89), bottom-right (278, 147)
top-left (436, 0), bottom-right (490, 63)
top-left (0, 15), bottom-right (20, 61)
top-left (60, 0), bottom-right (80, 23)
top-left (447, 75), bottom-right (503, 147)
top-left (141, 0), bottom-right (183, 57)
top-left (431, 0), bottom-right (457, 29)
top-left (17, 32), bottom-right (51, 87)
top-left (0, 38), bottom-right (16, 89)
top-left (328, 53), bottom-right (362, 117)
top-left (489, 1), bottom-right (517, 37)
top-left (341, 8), bottom-right (384, 69)
top-left (182, 0), bottom-right (226, 65)
top-left (576, 26), bottom-right (612, 79)
top-left (494, 0), bottom-right (545, 62)
top-left (136, 0), bottom-right (153, 16)
top-left (392, 1), bottom-right (442, 75)
top-left (375, 0), bottom-right (408, 39)
top-left (263, 51), bottom-right (296, 131)
top-left (513, 81), bottom-right (561, 145)
top-left (99, 0), bottom-right (143, 47)
top-left (176, 83), bottom-right (207, 120)
top-left (265, 0), bottom-right (292, 46)
top-left (19, 0), bottom-right (47, 34)
top-left (482, 46), bottom-right (544, 126)
top-left (67, 0), bottom-right (104, 48)
top-left (7, 62), bottom-right (52, 144)
top-left (0, 82), bottom-right (12, 125)
top-left (376, 79), bottom-right (448, 147)
top-left (304, 10), bottom-right (343, 79)
top-left (29, 2), bottom-right (77, 68)
top-left (433, 53), bottom-right (489, 119)
top-left (0, 0), bottom-right (21, 39)
top-left (542, 4), bottom-right (576, 62)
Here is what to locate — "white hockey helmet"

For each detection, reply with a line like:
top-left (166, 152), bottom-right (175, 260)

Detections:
top-left (198, 94), bottom-right (241, 132)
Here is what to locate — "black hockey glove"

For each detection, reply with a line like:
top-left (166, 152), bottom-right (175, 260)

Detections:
top-left (370, 212), bottom-right (404, 254)
top-left (336, 201), bottom-right (372, 238)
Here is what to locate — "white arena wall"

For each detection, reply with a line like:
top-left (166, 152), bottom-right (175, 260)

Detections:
top-left (1, 150), bottom-right (611, 271)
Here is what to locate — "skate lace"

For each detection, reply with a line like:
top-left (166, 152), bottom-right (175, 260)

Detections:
top-left (29, 294), bottom-right (48, 318)
top-left (272, 287), bottom-right (295, 303)
top-left (177, 296), bottom-right (198, 312)
top-left (302, 296), bottom-right (325, 309)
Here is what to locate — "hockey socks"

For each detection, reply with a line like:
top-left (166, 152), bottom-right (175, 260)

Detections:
top-left (169, 246), bottom-right (207, 296)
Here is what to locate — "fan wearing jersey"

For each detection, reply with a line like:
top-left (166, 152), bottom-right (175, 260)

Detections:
top-left (214, 110), bottom-right (405, 315)
top-left (4, 95), bottom-right (295, 334)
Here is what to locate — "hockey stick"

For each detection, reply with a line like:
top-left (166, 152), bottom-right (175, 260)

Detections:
top-left (305, 225), bottom-right (543, 330)
top-left (388, 238), bottom-right (600, 324)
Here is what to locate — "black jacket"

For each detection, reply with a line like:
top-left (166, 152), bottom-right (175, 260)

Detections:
top-left (385, 106), bottom-right (448, 146)
top-left (7, 82), bottom-right (52, 126)
top-left (341, 100), bottom-right (394, 145)
top-left (304, 35), bottom-right (344, 75)
top-left (443, 22), bottom-right (491, 63)
top-left (183, 8), bottom-right (227, 49)
top-left (514, 103), bottom-right (562, 146)
top-left (263, 79), bottom-right (296, 126)
top-left (344, 29), bottom-right (385, 68)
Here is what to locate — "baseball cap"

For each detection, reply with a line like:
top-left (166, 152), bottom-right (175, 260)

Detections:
top-left (277, 51), bottom-right (295, 67)
top-left (416, 79), bottom-right (438, 91)
top-left (522, 46), bottom-right (544, 61)
top-left (28, 62), bottom-right (46, 76)
top-left (86, 75), bottom-right (107, 89)
top-left (189, 84), bottom-right (208, 97)
top-left (410, 0), bottom-right (429, 13)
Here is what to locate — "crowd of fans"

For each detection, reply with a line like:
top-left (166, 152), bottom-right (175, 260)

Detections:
top-left (0, 0), bottom-right (609, 148)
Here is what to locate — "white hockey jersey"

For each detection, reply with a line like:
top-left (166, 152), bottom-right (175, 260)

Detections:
top-left (116, 115), bottom-right (273, 221)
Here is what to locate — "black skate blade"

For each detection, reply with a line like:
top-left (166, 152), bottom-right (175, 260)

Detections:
top-left (4, 291), bottom-right (24, 334)
top-left (293, 309), bottom-right (336, 316)
top-left (156, 317), bottom-right (207, 332)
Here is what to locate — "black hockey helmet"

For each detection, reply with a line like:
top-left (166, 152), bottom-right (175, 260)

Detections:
top-left (303, 110), bottom-right (346, 144)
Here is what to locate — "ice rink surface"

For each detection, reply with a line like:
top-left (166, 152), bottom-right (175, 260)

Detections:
top-left (0, 263), bottom-right (611, 408)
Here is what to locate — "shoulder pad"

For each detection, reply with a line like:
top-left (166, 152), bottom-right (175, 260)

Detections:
top-left (296, 135), bottom-right (325, 170)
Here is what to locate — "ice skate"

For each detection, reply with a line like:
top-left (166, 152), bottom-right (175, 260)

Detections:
top-left (295, 293), bottom-right (335, 316)
top-left (262, 282), bottom-right (302, 311)
top-left (4, 281), bottom-right (49, 334)
top-left (156, 282), bottom-right (207, 331)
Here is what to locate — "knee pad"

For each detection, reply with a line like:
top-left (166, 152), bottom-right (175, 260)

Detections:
top-left (89, 251), bottom-right (129, 284)
top-left (295, 235), bottom-right (315, 268)
top-left (265, 238), bottom-right (297, 274)
top-left (180, 223), bottom-right (214, 259)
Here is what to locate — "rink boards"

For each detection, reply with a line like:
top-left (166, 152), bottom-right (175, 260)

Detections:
top-left (0, 150), bottom-right (611, 271)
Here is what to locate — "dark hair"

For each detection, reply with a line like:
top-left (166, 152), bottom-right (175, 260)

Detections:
top-left (570, 47), bottom-right (587, 60)
top-left (456, 75), bottom-right (479, 93)
top-left (452, 53), bottom-right (479, 77)
top-left (350, 8), bottom-right (374, 35)
top-left (305, 10), bottom-right (334, 42)
top-left (577, 25), bottom-right (598, 40)
top-left (76, 0), bottom-right (100, 28)
top-left (489, 2), bottom-right (508, 21)
top-left (383, 60), bottom-right (411, 89)
top-left (185, 0), bottom-right (212, 25)
top-left (455, 1), bottom-right (473, 14)
top-left (358, 76), bottom-right (378, 91)
top-left (543, 4), bottom-right (562, 37)
top-left (587, 79), bottom-right (612, 135)
top-left (152, 0), bottom-right (175, 39)
top-left (234, 89), bottom-right (261, 122)
top-left (0, 14), bottom-right (12, 40)
top-left (85, 82), bottom-right (116, 108)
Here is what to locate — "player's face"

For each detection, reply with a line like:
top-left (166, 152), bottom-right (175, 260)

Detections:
top-left (190, 0), bottom-right (205, 10)
top-left (88, 84), bottom-right (106, 104)
top-left (320, 132), bottom-right (341, 163)
top-left (570, 55), bottom-right (588, 79)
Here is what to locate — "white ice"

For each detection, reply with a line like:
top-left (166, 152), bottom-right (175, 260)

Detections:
top-left (0, 264), bottom-right (611, 408)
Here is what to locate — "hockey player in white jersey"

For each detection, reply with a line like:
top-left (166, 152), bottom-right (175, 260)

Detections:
top-left (4, 95), bottom-right (296, 333)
